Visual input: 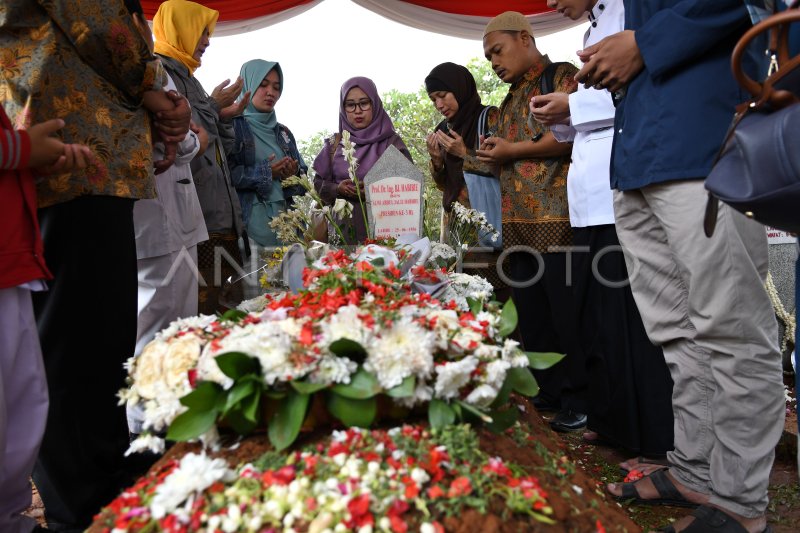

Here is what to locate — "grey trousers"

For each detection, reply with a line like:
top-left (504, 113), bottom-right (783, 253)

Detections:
top-left (0, 286), bottom-right (48, 533)
top-left (613, 180), bottom-right (785, 517)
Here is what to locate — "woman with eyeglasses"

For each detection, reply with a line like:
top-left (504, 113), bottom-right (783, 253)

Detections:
top-left (313, 76), bottom-right (412, 243)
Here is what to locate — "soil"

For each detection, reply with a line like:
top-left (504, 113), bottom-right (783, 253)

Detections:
top-left (37, 375), bottom-right (800, 532)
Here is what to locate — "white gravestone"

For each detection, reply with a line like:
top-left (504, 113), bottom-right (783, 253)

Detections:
top-left (363, 145), bottom-right (424, 239)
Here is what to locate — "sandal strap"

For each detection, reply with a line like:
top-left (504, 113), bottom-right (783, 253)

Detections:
top-left (686, 505), bottom-right (749, 533)
top-left (650, 469), bottom-right (684, 501)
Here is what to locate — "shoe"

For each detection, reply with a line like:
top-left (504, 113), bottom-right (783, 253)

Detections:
top-left (532, 396), bottom-right (560, 413)
top-left (548, 410), bottom-right (587, 432)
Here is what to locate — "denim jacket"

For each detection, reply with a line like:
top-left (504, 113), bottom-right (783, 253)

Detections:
top-left (228, 116), bottom-right (307, 226)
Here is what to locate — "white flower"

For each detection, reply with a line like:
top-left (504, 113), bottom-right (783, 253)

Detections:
top-left (308, 355), bottom-right (357, 385)
top-left (484, 359), bottom-right (511, 389)
top-left (320, 305), bottom-right (371, 346)
top-left (150, 453), bottom-right (234, 519)
top-left (365, 318), bottom-right (435, 389)
top-left (355, 245), bottom-right (399, 269)
top-left (124, 434), bottom-right (165, 456)
top-left (434, 356), bottom-right (479, 399)
top-left (410, 467), bottom-right (430, 486)
top-left (131, 340), bottom-right (170, 399)
top-left (465, 384), bottom-right (498, 407)
top-left (156, 314), bottom-right (217, 342)
top-left (333, 198), bottom-right (354, 218)
top-left (163, 333), bottom-right (203, 389)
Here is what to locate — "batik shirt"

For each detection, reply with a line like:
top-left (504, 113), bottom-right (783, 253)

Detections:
top-left (497, 58), bottom-right (577, 251)
top-left (0, 0), bottom-right (167, 207)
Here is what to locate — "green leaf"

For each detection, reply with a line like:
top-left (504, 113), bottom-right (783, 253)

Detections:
top-left (456, 400), bottom-right (493, 423)
top-left (326, 393), bottom-right (377, 427)
top-left (224, 406), bottom-right (258, 435)
top-left (290, 380), bottom-right (330, 395)
top-left (466, 296), bottom-right (482, 315)
top-left (329, 338), bottom-right (367, 361)
top-left (485, 408), bottom-right (519, 433)
top-left (268, 390), bottom-right (310, 451)
top-left (428, 399), bottom-right (456, 429)
top-left (489, 379), bottom-right (513, 409)
top-left (179, 381), bottom-right (224, 411)
top-left (506, 367), bottom-right (539, 397)
top-left (243, 388), bottom-right (261, 423)
top-left (386, 376), bottom-right (415, 398)
top-left (166, 409), bottom-right (218, 442)
top-left (370, 257), bottom-right (385, 267)
top-left (497, 299), bottom-right (518, 338)
top-left (215, 352), bottom-right (261, 380)
top-left (219, 309), bottom-right (247, 323)
top-left (223, 380), bottom-right (256, 413)
top-left (331, 368), bottom-right (381, 399)
top-left (525, 351), bottom-right (566, 370)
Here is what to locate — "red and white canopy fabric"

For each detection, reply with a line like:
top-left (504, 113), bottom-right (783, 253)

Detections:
top-left (141, 1), bottom-right (581, 38)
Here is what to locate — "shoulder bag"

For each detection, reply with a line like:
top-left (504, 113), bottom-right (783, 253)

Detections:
top-left (704, 6), bottom-right (800, 236)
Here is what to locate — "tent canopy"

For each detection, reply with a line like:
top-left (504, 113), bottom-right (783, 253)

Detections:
top-left (141, 0), bottom-right (581, 39)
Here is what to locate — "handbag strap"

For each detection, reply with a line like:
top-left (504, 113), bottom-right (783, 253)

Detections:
top-left (475, 106), bottom-right (495, 149)
top-left (732, 8), bottom-right (800, 109)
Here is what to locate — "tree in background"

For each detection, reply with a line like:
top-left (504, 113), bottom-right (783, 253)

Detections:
top-left (298, 58), bottom-right (505, 239)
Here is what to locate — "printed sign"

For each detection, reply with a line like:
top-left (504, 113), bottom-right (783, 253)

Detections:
top-left (363, 145), bottom-right (425, 239)
top-left (767, 227), bottom-right (797, 245)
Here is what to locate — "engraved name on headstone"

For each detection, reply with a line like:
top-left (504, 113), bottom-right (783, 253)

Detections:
top-left (363, 145), bottom-right (425, 239)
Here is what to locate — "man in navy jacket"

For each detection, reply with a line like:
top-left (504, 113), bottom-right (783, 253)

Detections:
top-left (577, 1), bottom-right (784, 532)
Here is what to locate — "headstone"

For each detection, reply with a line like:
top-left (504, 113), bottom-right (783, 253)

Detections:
top-left (363, 145), bottom-right (424, 239)
top-left (766, 226), bottom-right (796, 372)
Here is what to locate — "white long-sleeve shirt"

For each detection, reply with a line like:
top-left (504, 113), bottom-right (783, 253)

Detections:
top-left (551, 0), bottom-right (624, 228)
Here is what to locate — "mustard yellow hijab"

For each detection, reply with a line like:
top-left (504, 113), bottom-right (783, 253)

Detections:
top-left (153, 0), bottom-right (218, 75)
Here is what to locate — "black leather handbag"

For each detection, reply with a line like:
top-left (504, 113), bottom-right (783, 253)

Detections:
top-left (704, 7), bottom-right (800, 236)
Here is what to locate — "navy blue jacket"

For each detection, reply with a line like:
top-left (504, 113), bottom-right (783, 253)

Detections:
top-left (612, 0), bottom-right (753, 190)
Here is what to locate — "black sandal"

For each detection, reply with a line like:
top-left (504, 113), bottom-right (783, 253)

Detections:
top-left (656, 505), bottom-right (772, 532)
top-left (612, 468), bottom-right (699, 508)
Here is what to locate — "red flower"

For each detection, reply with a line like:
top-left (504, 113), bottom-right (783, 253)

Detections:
top-left (346, 494), bottom-right (373, 529)
top-left (447, 476), bottom-right (473, 498)
top-left (299, 323), bottom-right (314, 346)
top-left (624, 469), bottom-right (644, 483)
top-left (427, 485), bottom-right (445, 499)
top-left (390, 515), bottom-right (408, 533)
top-left (596, 519), bottom-right (607, 533)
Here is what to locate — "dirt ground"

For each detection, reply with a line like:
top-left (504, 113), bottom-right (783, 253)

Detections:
top-left (542, 374), bottom-right (799, 533)
top-left (28, 379), bottom-right (799, 532)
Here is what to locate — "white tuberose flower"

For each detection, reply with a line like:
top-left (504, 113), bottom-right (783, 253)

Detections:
top-left (150, 453), bottom-right (234, 519)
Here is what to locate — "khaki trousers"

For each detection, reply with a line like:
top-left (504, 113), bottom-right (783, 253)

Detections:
top-left (613, 180), bottom-right (784, 517)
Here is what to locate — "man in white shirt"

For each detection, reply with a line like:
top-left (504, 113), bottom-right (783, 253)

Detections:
top-left (531, 0), bottom-right (674, 469)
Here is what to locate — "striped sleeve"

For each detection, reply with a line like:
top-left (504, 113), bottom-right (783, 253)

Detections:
top-left (0, 127), bottom-right (31, 170)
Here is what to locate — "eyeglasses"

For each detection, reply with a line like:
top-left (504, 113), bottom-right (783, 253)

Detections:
top-left (344, 99), bottom-right (372, 112)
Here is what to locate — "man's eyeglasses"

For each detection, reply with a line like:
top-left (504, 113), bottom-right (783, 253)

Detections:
top-left (344, 99), bottom-right (372, 112)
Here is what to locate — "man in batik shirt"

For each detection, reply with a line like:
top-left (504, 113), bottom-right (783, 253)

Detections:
top-left (0, 1), bottom-right (190, 529)
top-left (478, 11), bottom-right (587, 434)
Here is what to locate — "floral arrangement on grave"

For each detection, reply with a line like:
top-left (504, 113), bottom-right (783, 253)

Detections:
top-left (96, 425), bottom-right (558, 532)
top-left (120, 243), bottom-right (564, 455)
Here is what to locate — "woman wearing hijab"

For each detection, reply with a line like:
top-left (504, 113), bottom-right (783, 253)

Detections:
top-left (229, 59), bottom-right (307, 250)
top-left (153, 0), bottom-right (247, 313)
top-left (425, 62), bottom-right (502, 248)
top-left (313, 76), bottom-right (413, 243)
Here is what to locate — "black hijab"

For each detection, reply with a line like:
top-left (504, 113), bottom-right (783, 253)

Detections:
top-left (425, 62), bottom-right (486, 210)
